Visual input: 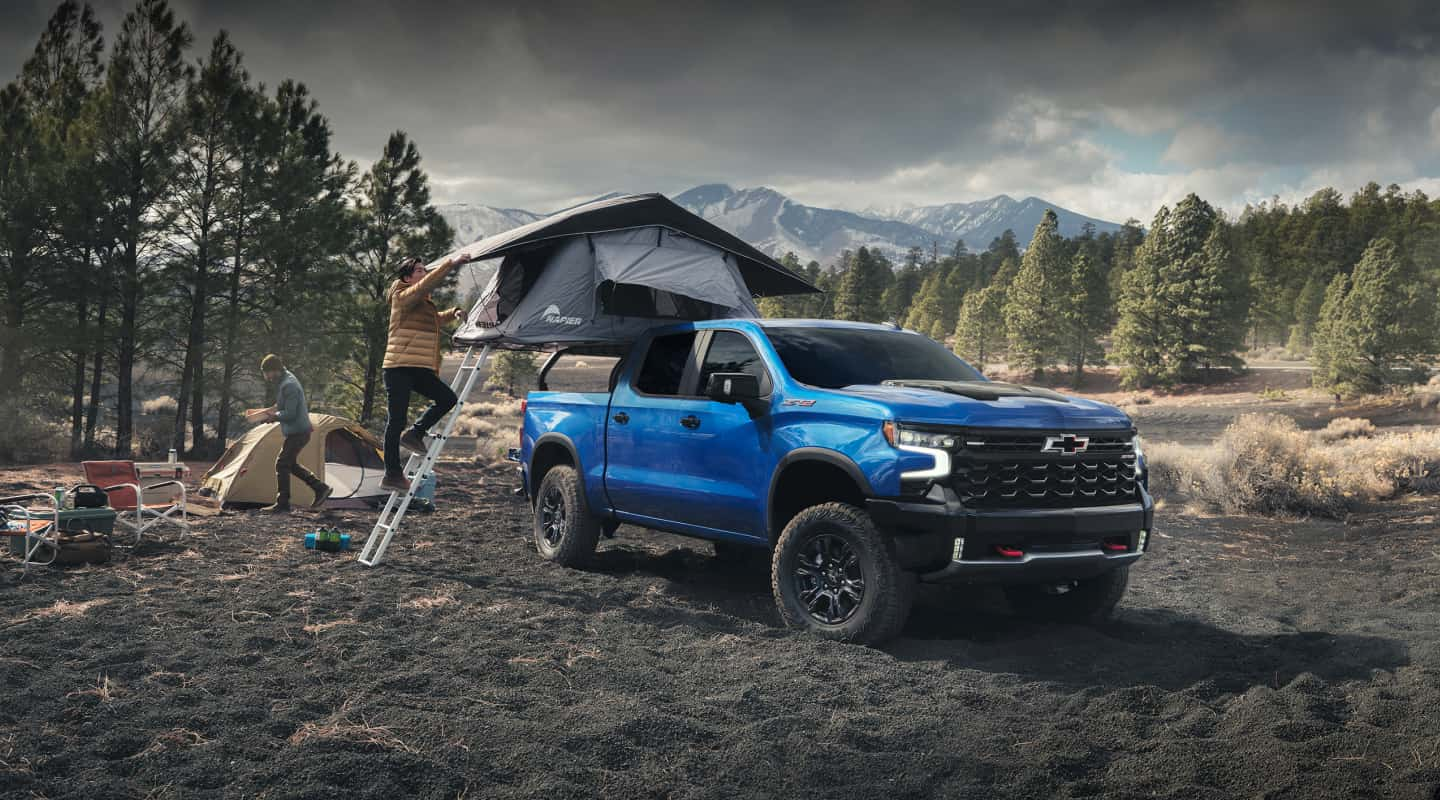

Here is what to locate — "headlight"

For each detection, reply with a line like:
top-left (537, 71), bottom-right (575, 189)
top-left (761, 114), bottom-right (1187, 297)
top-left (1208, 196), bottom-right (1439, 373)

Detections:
top-left (1133, 435), bottom-right (1147, 481)
top-left (883, 422), bottom-right (953, 481)
top-left (882, 422), bottom-right (957, 450)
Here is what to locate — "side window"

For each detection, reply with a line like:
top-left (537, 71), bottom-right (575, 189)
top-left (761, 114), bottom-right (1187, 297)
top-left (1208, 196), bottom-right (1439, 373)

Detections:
top-left (699, 331), bottom-right (770, 395)
top-left (634, 332), bottom-right (696, 396)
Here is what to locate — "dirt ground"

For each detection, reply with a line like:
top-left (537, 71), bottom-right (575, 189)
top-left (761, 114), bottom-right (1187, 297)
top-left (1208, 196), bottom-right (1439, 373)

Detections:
top-left (3, 456), bottom-right (1440, 799)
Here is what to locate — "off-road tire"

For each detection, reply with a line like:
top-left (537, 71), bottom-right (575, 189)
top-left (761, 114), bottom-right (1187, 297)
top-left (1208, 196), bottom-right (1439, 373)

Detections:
top-left (533, 465), bottom-right (600, 567)
top-left (771, 502), bottom-right (915, 646)
top-left (1004, 565), bottom-right (1129, 624)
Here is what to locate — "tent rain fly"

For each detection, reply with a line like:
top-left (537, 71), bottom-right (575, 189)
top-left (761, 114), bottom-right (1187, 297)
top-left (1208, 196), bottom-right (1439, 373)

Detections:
top-left (446, 194), bottom-right (818, 350)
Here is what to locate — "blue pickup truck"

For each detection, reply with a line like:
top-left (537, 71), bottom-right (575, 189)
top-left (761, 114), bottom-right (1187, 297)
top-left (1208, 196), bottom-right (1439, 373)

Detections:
top-left (518, 319), bottom-right (1152, 645)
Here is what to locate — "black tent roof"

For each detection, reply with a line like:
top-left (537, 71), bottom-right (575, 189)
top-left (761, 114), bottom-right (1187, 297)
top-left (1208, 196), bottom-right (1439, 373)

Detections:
top-left (442, 193), bottom-right (819, 297)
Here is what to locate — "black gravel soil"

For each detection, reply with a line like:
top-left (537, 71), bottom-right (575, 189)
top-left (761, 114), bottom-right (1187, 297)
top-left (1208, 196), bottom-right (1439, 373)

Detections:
top-left (3, 464), bottom-right (1439, 799)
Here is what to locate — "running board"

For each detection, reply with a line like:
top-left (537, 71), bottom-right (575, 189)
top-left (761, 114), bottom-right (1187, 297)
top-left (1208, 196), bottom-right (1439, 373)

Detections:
top-left (358, 344), bottom-right (492, 567)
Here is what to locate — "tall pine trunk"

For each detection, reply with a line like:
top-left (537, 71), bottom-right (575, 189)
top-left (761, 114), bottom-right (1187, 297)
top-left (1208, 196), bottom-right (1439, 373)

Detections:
top-left (69, 293), bottom-right (89, 458)
top-left (216, 232), bottom-right (244, 446)
top-left (84, 284), bottom-right (108, 452)
top-left (174, 237), bottom-right (209, 454)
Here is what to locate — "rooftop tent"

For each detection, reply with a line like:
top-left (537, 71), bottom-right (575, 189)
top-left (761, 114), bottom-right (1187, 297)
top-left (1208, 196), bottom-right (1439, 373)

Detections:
top-left (447, 193), bottom-right (819, 349)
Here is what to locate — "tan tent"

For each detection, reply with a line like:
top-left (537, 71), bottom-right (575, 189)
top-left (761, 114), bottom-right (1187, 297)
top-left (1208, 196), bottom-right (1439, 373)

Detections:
top-left (200, 414), bottom-right (388, 508)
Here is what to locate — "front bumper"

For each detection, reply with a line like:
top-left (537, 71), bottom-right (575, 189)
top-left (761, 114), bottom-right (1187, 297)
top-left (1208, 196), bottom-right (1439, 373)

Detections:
top-left (867, 487), bottom-right (1154, 584)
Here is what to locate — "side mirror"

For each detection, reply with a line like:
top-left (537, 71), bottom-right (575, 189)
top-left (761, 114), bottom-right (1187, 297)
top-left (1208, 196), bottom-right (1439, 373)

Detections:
top-left (704, 373), bottom-right (765, 414)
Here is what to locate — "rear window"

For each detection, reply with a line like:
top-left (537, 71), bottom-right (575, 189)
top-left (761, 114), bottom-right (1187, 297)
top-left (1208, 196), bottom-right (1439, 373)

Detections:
top-left (634, 332), bottom-right (696, 395)
top-left (763, 327), bottom-right (984, 389)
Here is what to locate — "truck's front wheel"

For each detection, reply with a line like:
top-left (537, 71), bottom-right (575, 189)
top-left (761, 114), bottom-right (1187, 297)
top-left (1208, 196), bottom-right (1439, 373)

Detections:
top-left (1004, 565), bottom-right (1129, 624)
top-left (771, 502), bottom-right (915, 646)
top-left (533, 465), bottom-right (600, 567)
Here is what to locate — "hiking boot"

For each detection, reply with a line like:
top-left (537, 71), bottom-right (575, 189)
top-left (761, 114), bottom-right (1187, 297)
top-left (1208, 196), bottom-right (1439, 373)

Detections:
top-left (309, 484), bottom-right (334, 509)
top-left (381, 472), bottom-right (411, 493)
top-left (399, 429), bottom-right (429, 456)
top-left (259, 503), bottom-right (293, 514)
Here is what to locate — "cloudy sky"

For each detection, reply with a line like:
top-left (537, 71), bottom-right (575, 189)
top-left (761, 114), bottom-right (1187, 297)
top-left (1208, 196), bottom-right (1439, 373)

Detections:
top-left (5, 0), bottom-right (1440, 222)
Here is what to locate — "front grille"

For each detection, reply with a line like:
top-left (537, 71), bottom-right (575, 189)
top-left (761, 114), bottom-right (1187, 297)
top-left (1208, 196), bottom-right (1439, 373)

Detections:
top-left (938, 428), bottom-right (1140, 509)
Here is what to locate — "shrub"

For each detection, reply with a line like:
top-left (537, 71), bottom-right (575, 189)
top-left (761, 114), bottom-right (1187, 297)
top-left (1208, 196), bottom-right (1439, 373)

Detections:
top-left (1258, 386), bottom-right (1290, 402)
top-left (0, 398), bottom-right (69, 464)
top-left (1145, 413), bottom-right (1440, 518)
top-left (1316, 417), bottom-right (1376, 442)
top-left (141, 395), bottom-right (178, 415)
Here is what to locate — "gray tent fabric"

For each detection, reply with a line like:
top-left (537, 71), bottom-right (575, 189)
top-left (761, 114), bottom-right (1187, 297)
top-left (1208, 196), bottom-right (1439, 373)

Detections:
top-left (447, 194), bottom-right (816, 350)
top-left (455, 227), bottom-right (761, 348)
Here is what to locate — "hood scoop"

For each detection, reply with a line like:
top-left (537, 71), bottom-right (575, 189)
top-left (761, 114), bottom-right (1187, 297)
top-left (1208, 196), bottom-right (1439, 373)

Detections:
top-left (878, 379), bottom-right (1072, 403)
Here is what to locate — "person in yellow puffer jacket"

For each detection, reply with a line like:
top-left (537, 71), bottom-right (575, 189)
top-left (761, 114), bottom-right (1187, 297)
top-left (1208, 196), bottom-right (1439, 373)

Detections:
top-left (381, 254), bottom-right (468, 491)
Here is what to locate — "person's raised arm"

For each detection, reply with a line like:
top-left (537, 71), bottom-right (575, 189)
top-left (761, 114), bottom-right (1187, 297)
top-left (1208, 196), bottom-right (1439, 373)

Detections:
top-left (393, 255), bottom-right (468, 309)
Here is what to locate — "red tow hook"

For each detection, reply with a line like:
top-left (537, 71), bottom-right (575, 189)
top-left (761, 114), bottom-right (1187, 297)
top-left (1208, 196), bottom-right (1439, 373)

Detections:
top-left (994, 545), bottom-right (1025, 558)
top-left (1102, 539), bottom-right (1130, 553)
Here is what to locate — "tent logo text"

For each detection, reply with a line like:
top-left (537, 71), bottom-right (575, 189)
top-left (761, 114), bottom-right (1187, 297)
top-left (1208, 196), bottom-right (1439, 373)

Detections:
top-left (542, 304), bottom-right (583, 326)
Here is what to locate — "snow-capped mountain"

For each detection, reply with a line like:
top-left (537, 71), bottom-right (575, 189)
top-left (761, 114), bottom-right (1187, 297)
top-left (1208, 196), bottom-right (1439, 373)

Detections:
top-left (436, 186), bottom-right (1123, 274)
top-left (872, 195), bottom-right (1123, 252)
top-left (438, 204), bottom-right (543, 250)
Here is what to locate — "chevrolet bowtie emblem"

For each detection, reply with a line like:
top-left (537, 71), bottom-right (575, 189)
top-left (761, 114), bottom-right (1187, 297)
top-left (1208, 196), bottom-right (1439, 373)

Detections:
top-left (1042, 434), bottom-right (1089, 454)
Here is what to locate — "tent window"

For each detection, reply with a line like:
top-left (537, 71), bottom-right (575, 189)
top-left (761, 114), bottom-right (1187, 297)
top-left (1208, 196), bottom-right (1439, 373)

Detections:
top-left (597, 281), bottom-right (725, 320)
top-left (635, 333), bottom-right (697, 396)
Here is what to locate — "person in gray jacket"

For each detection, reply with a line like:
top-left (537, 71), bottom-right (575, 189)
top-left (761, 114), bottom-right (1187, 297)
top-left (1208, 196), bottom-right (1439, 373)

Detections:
top-left (257, 354), bottom-right (332, 513)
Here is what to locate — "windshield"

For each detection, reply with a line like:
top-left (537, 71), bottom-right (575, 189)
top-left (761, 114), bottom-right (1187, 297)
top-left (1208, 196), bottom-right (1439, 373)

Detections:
top-left (763, 327), bottom-right (985, 389)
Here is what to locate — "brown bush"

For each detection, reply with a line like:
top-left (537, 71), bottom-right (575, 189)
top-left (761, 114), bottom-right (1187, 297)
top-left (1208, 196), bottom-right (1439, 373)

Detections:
top-left (1146, 414), bottom-right (1440, 519)
top-left (1316, 417), bottom-right (1376, 442)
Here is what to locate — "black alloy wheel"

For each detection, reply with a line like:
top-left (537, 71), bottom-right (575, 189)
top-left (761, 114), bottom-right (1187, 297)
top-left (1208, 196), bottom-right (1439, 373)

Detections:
top-left (792, 533), bottom-right (866, 625)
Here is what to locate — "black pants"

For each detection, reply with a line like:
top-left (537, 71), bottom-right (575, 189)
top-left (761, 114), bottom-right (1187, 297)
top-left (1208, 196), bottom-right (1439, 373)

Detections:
top-left (383, 366), bottom-right (457, 474)
top-left (276, 431), bottom-right (326, 507)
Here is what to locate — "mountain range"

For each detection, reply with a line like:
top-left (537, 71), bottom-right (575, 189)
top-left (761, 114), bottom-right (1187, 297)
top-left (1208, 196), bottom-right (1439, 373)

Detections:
top-left (438, 185), bottom-right (1122, 293)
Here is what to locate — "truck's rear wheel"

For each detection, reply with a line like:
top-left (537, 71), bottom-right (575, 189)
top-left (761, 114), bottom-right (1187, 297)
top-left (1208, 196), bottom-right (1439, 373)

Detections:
top-left (533, 465), bottom-right (600, 567)
top-left (771, 502), bottom-right (914, 646)
top-left (1004, 565), bottom-right (1129, 624)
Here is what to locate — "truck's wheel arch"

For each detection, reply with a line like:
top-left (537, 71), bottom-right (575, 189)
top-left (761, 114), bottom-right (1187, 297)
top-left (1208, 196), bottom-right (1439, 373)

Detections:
top-left (766, 449), bottom-right (874, 542)
top-left (530, 434), bottom-right (582, 503)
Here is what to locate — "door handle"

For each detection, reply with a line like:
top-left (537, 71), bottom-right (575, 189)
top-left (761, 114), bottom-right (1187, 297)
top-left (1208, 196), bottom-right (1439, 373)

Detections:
top-left (680, 415), bottom-right (700, 430)
top-left (612, 412), bottom-right (629, 425)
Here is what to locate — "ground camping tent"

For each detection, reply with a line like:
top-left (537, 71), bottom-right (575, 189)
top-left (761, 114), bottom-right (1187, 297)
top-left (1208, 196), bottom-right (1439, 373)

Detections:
top-left (199, 414), bottom-right (388, 508)
top-left (448, 193), bottom-right (819, 349)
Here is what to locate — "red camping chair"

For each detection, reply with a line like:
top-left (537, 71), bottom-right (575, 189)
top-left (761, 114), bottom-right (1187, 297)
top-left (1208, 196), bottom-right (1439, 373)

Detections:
top-left (81, 461), bottom-right (190, 545)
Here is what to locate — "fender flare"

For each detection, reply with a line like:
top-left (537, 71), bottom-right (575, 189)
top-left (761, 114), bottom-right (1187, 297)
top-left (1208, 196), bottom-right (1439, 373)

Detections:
top-left (765, 448), bottom-right (875, 537)
top-left (529, 433), bottom-right (583, 500)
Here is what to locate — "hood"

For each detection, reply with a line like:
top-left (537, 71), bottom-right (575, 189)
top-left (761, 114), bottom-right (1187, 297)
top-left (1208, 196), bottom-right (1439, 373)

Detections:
top-left (838, 381), bottom-right (1133, 430)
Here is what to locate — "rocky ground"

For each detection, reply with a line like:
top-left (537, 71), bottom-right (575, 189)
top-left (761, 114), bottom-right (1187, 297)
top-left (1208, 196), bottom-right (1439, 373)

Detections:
top-left (3, 460), bottom-right (1439, 799)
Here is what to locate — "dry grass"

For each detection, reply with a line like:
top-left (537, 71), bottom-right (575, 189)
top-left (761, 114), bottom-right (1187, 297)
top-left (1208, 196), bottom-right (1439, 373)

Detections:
top-left (1316, 417), bottom-right (1377, 442)
top-left (401, 592), bottom-right (458, 611)
top-left (15, 598), bottom-right (110, 624)
top-left (288, 698), bottom-right (416, 753)
top-left (67, 674), bottom-right (122, 703)
top-left (1147, 413), bottom-right (1440, 518)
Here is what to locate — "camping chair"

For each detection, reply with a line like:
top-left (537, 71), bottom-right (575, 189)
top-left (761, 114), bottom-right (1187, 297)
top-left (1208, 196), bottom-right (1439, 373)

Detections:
top-left (81, 461), bottom-right (190, 545)
top-left (1, 494), bottom-right (60, 575)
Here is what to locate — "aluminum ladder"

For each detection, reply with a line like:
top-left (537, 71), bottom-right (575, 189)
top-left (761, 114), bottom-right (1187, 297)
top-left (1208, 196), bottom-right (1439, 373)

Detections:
top-left (358, 344), bottom-right (492, 567)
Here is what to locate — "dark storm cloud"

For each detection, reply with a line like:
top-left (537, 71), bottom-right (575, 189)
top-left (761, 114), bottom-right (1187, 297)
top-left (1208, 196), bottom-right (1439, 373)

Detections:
top-left (4, 0), bottom-right (1440, 215)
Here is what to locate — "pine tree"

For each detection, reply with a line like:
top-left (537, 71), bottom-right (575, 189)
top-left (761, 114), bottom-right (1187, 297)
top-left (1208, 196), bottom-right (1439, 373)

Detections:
top-left (167, 32), bottom-right (250, 454)
top-left (953, 284), bottom-right (1004, 370)
top-left (1061, 249), bottom-right (1108, 383)
top-left (832, 247), bottom-right (890, 322)
top-left (18, 1), bottom-right (107, 455)
top-left (1312, 237), bottom-right (1436, 394)
top-left (1309, 272), bottom-right (1350, 391)
top-left (903, 270), bottom-right (944, 332)
top-left (1003, 209), bottom-right (1066, 379)
top-left (92, 0), bottom-right (194, 454)
top-left (487, 350), bottom-right (538, 396)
